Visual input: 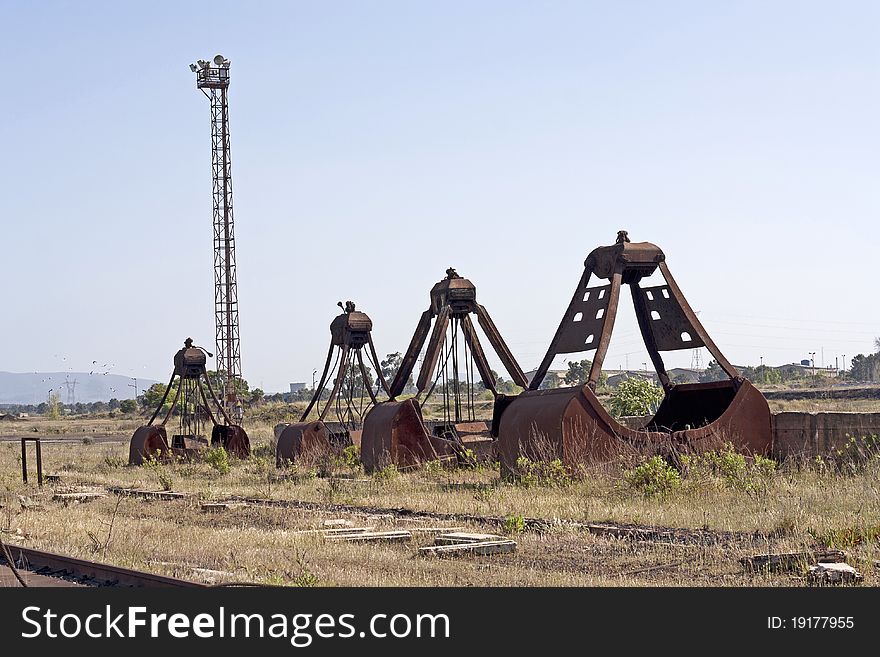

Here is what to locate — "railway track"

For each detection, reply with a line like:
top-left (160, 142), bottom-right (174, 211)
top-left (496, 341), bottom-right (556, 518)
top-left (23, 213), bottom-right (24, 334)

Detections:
top-left (222, 495), bottom-right (761, 546)
top-left (0, 544), bottom-right (206, 588)
top-left (99, 486), bottom-right (767, 545)
top-left (17, 481), bottom-right (766, 556)
top-left (102, 485), bottom-right (762, 546)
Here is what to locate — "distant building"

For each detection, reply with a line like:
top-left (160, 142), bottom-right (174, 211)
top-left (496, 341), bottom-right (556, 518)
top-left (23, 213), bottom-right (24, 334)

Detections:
top-left (667, 368), bottom-right (701, 384)
top-left (773, 363), bottom-right (837, 378)
top-left (289, 382), bottom-right (307, 393)
top-left (605, 370), bottom-right (658, 388)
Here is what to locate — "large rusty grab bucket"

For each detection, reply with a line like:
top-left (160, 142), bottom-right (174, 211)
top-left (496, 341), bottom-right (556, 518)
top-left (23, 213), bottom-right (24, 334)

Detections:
top-left (129, 426), bottom-right (171, 465)
top-left (645, 380), bottom-right (771, 454)
top-left (511, 233), bottom-right (774, 474)
top-left (211, 424), bottom-right (251, 459)
top-left (275, 421), bottom-right (334, 467)
top-left (361, 399), bottom-right (458, 473)
top-left (496, 386), bottom-right (624, 475)
top-left (497, 378), bottom-right (771, 477)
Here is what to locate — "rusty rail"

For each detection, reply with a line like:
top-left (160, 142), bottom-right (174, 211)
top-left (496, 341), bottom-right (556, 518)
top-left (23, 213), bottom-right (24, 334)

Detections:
top-left (1, 544), bottom-right (206, 587)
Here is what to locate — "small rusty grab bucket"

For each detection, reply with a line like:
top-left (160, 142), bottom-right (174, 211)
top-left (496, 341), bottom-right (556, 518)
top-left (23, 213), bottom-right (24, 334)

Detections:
top-left (360, 399), bottom-right (460, 473)
top-left (128, 426), bottom-right (172, 465)
top-left (211, 424), bottom-right (251, 459)
top-left (275, 421), bottom-right (334, 467)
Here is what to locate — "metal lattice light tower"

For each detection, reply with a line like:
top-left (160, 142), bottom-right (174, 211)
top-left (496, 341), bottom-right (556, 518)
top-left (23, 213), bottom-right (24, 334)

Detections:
top-left (190, 54), bottom-right (243, 423)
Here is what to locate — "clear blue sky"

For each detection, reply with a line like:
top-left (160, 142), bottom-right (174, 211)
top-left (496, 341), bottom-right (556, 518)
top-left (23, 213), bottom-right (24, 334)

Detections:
top-left (1, 1), bottom-right (877, 392)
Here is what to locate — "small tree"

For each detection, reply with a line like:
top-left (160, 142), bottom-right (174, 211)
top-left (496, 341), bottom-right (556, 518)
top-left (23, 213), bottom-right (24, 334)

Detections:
top-left (699, 359), bottom-right (727, 382)
top-left (45, 392), bottom-right (62, 419)
top-left (487, 369), bottom-right (520, 395)
top-left (563, 359), bottom-right (607, 388)
top-left (119, 399), bottom-right (138, 414)
top-left (564, 359), bottom-right (592, 386)
top-left (538, 374), bottom-right (561, 390)
top-left (608, 377), bottom-right (663, 417)
top-left (336, 363), bottom-right (373, 397)
top-left (143, 383), bottom-right (169, 408)
top-left (380, 352), bottom-right (414, 393)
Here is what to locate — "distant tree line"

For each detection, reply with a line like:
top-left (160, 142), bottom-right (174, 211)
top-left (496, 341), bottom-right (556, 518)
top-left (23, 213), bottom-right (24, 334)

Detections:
top-left (1, 398), bottom-right (131, 416)
top-left (849, 339), bottom-right (880, 382)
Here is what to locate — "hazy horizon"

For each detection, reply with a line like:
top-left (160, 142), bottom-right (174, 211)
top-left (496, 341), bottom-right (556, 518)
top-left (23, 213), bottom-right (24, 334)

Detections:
top-left (2, 1), bottom-right (877, 392)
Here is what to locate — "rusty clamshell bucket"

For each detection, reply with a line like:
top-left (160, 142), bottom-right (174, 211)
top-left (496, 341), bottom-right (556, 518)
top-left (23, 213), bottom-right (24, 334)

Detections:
top-left (497, 234), bottom-right (773, 475)
top-left (275, 421), bottom-right (335, 467)
top-left (128, 425), bottom-right (172, 466)
top-left (360, 399), bottom-right (460, 473)
top-left (497, 379), bottom-right (771, 477)
top-left (129, 338), bottom-right (251, 465)
top-left (211, 424), bottom-right (251, 459)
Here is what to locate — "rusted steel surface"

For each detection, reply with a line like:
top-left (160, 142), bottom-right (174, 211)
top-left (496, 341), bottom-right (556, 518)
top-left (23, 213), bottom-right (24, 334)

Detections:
top-left (366, 269), bottom-right (526, 471)
top-left (361, 399), bottom-right (458, 472)
top-left (473, 304), bottom-right (529, 389)
top-left (130, 338), bottom-right (249, 465)
top-left (211, 424), bottom-right (251, 459)
top-left (390, 310), bottom-right (432, 397)
top-left (329, 301), bottom-right (373, 348)
top-left (128, 425), bottom-right (171, 466)
top-left (1, 544), bottom-right (206, 588)
top-left (498, 379), bottom-right (771, 476)
top-left (275, 421), bottom-right (334, 467)
top-left (390, 268), bottom-right (527, 402)
top-left (20, 437), bottom-right (43, 485)
top-left (295, 302), bottom-right (390, 451)
top-left (500, 232), bottom-right (772, 472)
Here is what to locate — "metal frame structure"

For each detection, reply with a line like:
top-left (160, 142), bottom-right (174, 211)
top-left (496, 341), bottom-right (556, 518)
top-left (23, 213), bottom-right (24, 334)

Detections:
top-left (360, 268), bottom-right (529, 472)
top-left (20, 437), bottom-right (43, 486)
top-left (301, 301), bottom-right (390, 428)
top-left (129, 338), bottom-right (249, 465)
top-left (528, 231), bottom-right (738, 392)
top-left (390, 267), bottom-right (528, 422)
top-left (498, 232), bottom-right (772, 475)
top-left (192, 55), bottom-right (242, 423)
top-left (276, 302), bottom-right (389, 466)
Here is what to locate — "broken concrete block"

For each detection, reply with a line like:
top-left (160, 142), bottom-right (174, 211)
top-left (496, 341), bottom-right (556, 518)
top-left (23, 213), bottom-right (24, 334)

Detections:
top-left (407, 526), bottom-right (467, 535)
top-left (53, 492), bottom-right (106, 503)
top-left (434, 532), bottom-right (504, 545)
top-left (741, 550), bottom-right (846, 573)
top-left (328, 530), bottom-right (412, 543)
top-left (419, 540), bottom-right (517, 557)
top-left (808, 562), bottom-right (863, 586)
top-left (322, 519), bottom-right (354, 528)
top-left (200, 502), bottom-right (248, 512)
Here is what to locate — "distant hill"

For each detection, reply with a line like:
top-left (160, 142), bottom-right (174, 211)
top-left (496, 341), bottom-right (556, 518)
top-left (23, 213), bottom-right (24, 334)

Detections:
top-left (0, 372), bottom-right (160, 404)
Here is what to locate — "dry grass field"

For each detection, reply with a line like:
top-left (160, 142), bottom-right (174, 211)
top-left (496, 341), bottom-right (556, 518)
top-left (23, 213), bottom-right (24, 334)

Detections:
top-left (2, 409), bottom-right (879, 587)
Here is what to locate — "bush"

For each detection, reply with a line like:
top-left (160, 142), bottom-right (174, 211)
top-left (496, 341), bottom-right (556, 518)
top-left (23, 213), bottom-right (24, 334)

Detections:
top-left (339, 445), bottom-right (361, 470)
top-left (624, 456), bottom-right (681, 498)
top-left (103, 455), bottom-right (125, 469)
top-left (608, 377), bottom-right (664, 418)
top-left (827, 434), bottom-right (880, 474)
top-left (203, 446), bottom-right (230, 475)
top-left (503, 514), bottom-right (525, 534)
top-left (680, 443), bottom-right (776, 496)
top-left (514, 457), bottom-right (570, 488)
top-left (374, 463), bottom-right (399, 482)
